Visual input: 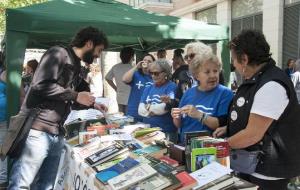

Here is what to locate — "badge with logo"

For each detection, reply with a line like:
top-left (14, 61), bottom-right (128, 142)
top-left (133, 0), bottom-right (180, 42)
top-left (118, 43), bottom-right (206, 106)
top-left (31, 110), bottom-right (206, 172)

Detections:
top-left (237, 97), bottom-right (245, 107)
top-left (231, 110), bottom-right (238, 121)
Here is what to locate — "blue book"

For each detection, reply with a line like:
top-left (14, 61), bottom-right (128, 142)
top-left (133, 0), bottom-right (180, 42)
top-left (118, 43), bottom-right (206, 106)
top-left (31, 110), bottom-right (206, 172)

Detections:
top-left (95, 157), bottom-right (139, 183)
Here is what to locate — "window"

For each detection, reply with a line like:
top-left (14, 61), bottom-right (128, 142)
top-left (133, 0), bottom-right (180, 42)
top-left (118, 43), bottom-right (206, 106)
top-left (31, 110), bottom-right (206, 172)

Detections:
top-left (285, 0), bottom-right (300, 5)
top-left (195, 7), bottom-right (217, 24)
top-left (231, 0), bottom-right (263, 39)
top-left (282, 3), bottom-right (300, 68)
top-left (232, 0), bottom-right (262, 19)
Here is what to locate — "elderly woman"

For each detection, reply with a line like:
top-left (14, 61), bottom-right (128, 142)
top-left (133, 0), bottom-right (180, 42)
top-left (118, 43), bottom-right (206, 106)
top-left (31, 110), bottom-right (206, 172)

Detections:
top-left (138, 60), bottom-right (177, 142)
top-left (291, 59), bottom-right (300, 103)
top-left (123, 54), bottom-right (155, 122)
top-left (171, 49), bottom-right (233, 144)
top-left (214, 30), bottom-right (300, 190)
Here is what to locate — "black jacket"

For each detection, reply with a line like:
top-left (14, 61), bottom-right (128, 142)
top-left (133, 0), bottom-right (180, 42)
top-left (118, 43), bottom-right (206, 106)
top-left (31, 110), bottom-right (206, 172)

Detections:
top-left (228, 60), bottom-right (300, 178)
top-left (23, 46), bottom-right (82, 135)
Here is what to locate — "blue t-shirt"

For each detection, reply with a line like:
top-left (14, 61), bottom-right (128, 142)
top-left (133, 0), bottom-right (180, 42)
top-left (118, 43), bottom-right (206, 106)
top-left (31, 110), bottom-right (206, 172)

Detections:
top-left (140, 81), bottom-right (177, 133)
top-left (179, 85), bottom-right (233, 143)
top-left (0, 81), bottom-right (7, 122)
top-left (127, 71), bottom-right (152, 121)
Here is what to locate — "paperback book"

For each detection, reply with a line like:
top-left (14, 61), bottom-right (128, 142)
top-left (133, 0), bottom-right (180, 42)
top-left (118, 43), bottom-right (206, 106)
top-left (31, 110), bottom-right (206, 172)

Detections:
top-left (85, 142), bottom-right (128, 167)
top-left (108, 163), bottom-right (157, 190)
top-left (191, 147), bottom-right (217, 172)
top-left (95, 157), bottom-right (139, 183)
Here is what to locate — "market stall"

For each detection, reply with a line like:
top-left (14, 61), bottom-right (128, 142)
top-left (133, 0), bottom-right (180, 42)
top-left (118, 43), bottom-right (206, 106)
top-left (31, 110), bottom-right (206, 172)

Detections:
top-left (3, 0), bottom-right (229, 118)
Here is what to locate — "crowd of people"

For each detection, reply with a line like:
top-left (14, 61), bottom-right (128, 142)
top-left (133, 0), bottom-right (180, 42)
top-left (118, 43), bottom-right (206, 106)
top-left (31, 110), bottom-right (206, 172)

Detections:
top-left (0, 27), bottom-right (300, 190)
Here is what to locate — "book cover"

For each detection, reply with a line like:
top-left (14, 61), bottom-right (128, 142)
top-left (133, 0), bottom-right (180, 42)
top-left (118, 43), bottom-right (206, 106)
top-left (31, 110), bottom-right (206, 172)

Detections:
top-left (169, 144), bottom-right (186, 164)
top-left (136, 131), bottom-right (166, 145)
top-left (175, 171), bottom-right (198, 190)
top-left (197, 174), bottom-right (235, 190)
top-left (203, 140), bottom-right (230, 167)
top-left (190, 162), bottom-right (232, 189)
top-left (85, 142), bottom-right (128, 167)
top-left (184, 131), bottom-right (211, 146)
top-left (93, 156), bottom-right (125, 172)
top-left (95, 157), bottom-right (139, 183)
top-left (134, 127), bottom-right (161, 138)
top-left (160, 155), bottom-right (179, 167)
top-left (108, 163), bottom-right (157, 190)
top-left (191, 147), bottom-right (217, 171)
top-left (223, 177), bottom-right (258, 190)
top-left (129, 174), bottom-right (171, 190)
top-left (152, 162), bottom-right (181, 190)
top-left (133, 145), bottom-right (167, 159)
top-left (78, 131), bottom-right (97, 144)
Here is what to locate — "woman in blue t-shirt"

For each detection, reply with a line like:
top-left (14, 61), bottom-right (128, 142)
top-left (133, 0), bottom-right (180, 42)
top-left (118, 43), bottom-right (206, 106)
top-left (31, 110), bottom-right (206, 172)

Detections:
top-left (138, 60), bottom-right (178, 143)
top-left (123, 54), bottom-right (155, 122)
top-left (171, 49), bottom-right (233, 144)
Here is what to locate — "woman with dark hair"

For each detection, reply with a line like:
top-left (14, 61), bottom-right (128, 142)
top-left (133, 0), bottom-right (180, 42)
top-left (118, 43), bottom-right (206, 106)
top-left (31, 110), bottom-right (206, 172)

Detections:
top-left (138, 60), bottom-right (177, 142)
top-left (214, 30), bottom-right (300, 190)
top-left (123, 54), bottom-right (155, 122)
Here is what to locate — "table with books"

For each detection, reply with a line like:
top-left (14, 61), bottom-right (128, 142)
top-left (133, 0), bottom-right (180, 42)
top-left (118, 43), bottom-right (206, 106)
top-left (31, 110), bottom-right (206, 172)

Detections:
top-left (55, 110), bottom-right (258, 190)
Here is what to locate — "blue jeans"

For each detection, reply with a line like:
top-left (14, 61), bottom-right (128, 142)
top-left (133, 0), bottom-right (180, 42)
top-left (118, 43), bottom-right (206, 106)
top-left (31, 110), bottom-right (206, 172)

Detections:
top-left (0, 121), bottom-right (7, 184)
top-left (8, 129), bottom-right (64, 190)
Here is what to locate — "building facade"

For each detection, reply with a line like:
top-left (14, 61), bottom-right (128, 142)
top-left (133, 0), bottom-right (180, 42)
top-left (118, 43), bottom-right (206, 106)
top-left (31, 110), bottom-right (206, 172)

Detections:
top-left (120, 0), bottom-right (300, 68)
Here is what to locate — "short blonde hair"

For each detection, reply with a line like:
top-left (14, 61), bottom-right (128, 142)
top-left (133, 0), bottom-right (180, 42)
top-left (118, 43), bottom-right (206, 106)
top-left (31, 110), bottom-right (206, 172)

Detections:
top-left (189, 53), bottom-right (221, 75)
top-left (185, 41), bottom-right (212, 55)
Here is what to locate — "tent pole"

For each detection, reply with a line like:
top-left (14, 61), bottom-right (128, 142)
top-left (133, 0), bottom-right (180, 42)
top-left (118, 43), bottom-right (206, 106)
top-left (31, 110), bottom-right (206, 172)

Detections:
top-left (6, 31), bottom-right (28, 118)
top-left (221, 39), bottom-right (230, 86)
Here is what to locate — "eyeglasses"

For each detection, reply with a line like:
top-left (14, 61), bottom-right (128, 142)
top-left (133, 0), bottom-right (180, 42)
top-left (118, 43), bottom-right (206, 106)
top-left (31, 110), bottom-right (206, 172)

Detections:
top-left (184, 53), bottom-right (195, 61)
top-left (149, 71), bottom-right (163, 76)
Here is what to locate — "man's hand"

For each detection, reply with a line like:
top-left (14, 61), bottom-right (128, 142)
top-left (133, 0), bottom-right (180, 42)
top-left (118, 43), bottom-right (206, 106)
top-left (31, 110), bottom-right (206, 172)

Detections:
top-left (76, 92), bottom-right (95, 106)
top-left (94, 103), bottom-right (108, 112)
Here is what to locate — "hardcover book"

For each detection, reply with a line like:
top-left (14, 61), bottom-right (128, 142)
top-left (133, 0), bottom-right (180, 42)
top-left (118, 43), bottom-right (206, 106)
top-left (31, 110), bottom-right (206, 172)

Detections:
top-left (85, 142), bottom-right (128, 167)
top-left (191, 147), bottom-right (217, 171)
top-left (184, 131), bottom-right (210, 146)
top-left (107, 163), bottom-right (157, 190)
top-left (160, 155), bottom-right (179, 167)
top-left (175, 171), bottom-right (198, 190)
top-left (95, 157), bottom-right (139, 183)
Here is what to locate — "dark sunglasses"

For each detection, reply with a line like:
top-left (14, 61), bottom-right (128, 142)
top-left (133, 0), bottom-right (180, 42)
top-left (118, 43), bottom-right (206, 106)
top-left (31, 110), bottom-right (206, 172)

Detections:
top-left (149, 71), bottom-right (163, 76)
top-left (184, 53), bottom-right (195, 61)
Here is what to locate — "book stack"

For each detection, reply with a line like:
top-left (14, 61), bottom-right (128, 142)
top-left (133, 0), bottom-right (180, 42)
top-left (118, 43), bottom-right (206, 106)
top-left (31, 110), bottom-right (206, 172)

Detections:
top-left (190, 162), bottom-right (233, 190)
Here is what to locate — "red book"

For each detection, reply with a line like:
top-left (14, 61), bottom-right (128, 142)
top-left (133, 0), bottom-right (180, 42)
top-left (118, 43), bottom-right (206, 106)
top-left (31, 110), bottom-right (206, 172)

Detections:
top-left (160, 155), bottom-right (179, 167)
top-left (175, 171), bottom-right (198, 190)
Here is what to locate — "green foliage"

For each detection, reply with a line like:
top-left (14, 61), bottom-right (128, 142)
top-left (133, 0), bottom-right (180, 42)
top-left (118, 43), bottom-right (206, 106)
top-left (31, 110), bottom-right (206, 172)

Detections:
top-left (0, 0), bottom-right (47, 33)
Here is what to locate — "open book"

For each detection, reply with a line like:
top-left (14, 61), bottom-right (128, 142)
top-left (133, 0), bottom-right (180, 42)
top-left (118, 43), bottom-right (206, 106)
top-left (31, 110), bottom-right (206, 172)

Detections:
top-left (64, 109), bottom-right (104, 126)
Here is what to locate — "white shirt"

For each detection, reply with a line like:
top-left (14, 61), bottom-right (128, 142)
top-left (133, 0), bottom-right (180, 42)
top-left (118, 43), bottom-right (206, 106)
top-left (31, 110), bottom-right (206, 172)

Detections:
top-left (250, 81), bottom-right (289, 180)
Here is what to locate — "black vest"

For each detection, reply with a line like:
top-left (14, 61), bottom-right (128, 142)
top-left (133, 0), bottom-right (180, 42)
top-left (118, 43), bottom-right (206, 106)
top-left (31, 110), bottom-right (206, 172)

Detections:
top-left (228, 61), bottom-right (300, 178)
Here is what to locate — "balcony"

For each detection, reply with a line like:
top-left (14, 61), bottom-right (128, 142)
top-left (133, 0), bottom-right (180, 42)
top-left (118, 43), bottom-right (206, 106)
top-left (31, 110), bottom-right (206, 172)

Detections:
top-left (130, 0), bottom-right (174, 14)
